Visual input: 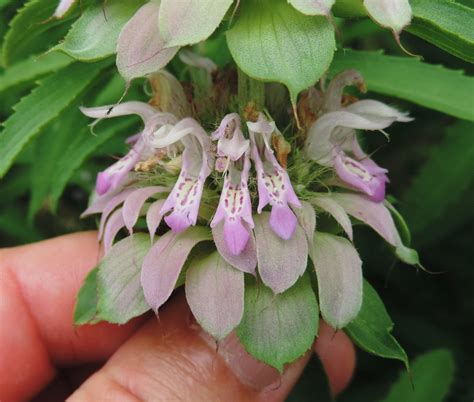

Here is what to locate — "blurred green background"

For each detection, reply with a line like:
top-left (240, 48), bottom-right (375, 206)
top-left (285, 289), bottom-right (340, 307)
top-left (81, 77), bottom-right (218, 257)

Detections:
top-left (0, 1), bottom-right (472, 401)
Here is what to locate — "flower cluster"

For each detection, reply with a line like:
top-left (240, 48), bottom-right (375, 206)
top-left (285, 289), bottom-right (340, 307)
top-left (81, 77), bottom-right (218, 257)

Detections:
top-left (82, 69), bottom-right (415, 339)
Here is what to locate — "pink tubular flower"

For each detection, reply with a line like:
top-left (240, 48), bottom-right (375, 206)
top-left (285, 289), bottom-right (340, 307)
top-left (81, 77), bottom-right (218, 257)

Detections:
top-left (150, 118), bottom-right (213, 233)
top-left (210, 114), bottom-right (254, 256)
top-left (305, 70), bottom-right (412, 202)
top-left (247, 113), bottom-right (301, 240)
top-left (80, 101), bottom-right (177, 195)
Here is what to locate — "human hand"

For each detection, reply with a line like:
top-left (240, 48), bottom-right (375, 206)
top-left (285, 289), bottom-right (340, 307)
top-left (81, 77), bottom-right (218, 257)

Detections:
top-left (0, 232), bottom-right (355, 401)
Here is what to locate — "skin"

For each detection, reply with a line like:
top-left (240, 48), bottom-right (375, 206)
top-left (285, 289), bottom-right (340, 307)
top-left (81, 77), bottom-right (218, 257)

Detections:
top-left (0, 231), bottom-right (356, 401)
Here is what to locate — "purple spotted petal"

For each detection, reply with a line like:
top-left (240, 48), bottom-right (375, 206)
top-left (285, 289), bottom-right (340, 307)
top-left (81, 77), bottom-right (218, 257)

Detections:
top-left (103, 208), bottom-right (126, 253)
top-left (312, 195), bottom-right (353, 240)
top-left (254, 213), bottom-right (308, 294)
top-left (248, 113), bottom-right (301, 240)
top-left (334, 152), bottom-right (387, 202)
top-left (211, 154), bottom-right (254, 255)
top-left (185, 251), bottom-right (244, 340)
top-left (330, 193), bottom-right (399, 246)
top-left (146, 199), bottom-right (166, 240)
top-left (212, 222), bottom-right (257, 274)
top-left (95, 147), bottom-right (141, 195)
top-left (116, 1), bottom-right (179, 82)
top-left (141, 227), bottom-right (212, 313)
top-left (312, 232), bottom-right (362, 329)
top-left (122, 186), bottom-right (167, 233)
top-left (153, 119), bottom-right (213, 233)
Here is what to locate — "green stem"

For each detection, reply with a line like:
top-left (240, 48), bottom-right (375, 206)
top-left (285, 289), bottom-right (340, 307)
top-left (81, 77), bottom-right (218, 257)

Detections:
top-left (237, 68), bottom-right (265, 114)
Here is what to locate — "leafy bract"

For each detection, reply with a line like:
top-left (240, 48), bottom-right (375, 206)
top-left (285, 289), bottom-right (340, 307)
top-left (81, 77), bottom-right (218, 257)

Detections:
top-left (159, 0), bottom-right (233, 47)
top-left (331, 50), bottom-right (474, 121)
top-left (345, 280), bottom-right (409, 369)
top-left (381, 349), bottom-right (455, 402)
top-left (96, 234), bottom-right (151, 324)
top-left (0, 61), bottom-right (108, 179)
top-left (363, 0), bottom-right (412, 34)
top-left (141, 226), bottom-right (212, 313)
top-left (0, 52), bottom-right (72, 94)
top-left (253, 212), bottom-right (308, 294)
top-left (236, 273), bottom-right (319, 371)
top-left (116, 1), bottom-right (178, 82)
top-left (185, 251), bottom-right (244, 340)
top-left (226, 0), bottom-right (335, 106)
top-left (408, 0), bottom-right (474, 63)
top-left (1, 0), bottom-right (73, 66)
top-left (74, 267), bottom-right (99, 325)
top-left (312, 232), bottom-right (362, 329)
top-left (53, 0), bottom-right (144, 61)
top-left (288, 0), bottom-right (335, 16)
top-left (402, 120), bottom-right (474, 246)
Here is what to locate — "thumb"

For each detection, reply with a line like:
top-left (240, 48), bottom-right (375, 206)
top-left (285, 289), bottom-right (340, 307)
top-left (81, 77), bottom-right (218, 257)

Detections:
top-left (69, 291), bottom-right (354, 401)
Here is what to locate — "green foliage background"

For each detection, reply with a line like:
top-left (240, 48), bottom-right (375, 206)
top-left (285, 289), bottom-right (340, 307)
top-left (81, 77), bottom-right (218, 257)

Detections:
top-left (0, 0), bottom-right (472, 400)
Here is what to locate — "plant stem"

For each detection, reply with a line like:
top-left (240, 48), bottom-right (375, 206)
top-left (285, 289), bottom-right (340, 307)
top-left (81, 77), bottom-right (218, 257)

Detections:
top-left (237, 68), bottom-right (265, 115)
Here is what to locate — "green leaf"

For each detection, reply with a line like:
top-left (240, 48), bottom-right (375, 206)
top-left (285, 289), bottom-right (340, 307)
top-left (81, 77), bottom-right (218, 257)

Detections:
top-left (381, 349), bottom-right (455, 402)
top-left (28, 74), bottom-right (133, 215)
top-left (408, 0), bottom-right (474, 63)
top-left (53, 0), bottom-right (144, 61)
top-left (345, 280), bottom-right (409, 369)
top-left (0, 52), bottom-right (72, 94)
top-left (226, 0), bottom-right (335, 106)
top-left (159, 0), bottom-right (233, 47)
top-left (331, 50), bottom-right (474, 121)
top-left (1, 0), bottom-right (74, 66)
top-left (74, 267), bottom-right (99, 325)
top-left (236, 273), bottom-right (319, 371)
top-left (0, 60), bottom-right (108, 179)
top-left (29, 103), bottom-right (87, 218)
top-left (401, 120), bottom-right (474, 246)
top-left (96, 234), bottom-right (151, 324)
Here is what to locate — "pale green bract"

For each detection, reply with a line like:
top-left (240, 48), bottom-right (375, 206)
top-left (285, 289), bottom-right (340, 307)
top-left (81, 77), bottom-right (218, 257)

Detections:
top-left (226, 0), bottom-right (335, 108)
top-left (159, 0), bottom-right (233, 47)
top-left (53, 0), bottom-right (144, 61)
top-left (236, 274), bottom-right (319, 372)
top-left (288, 0), bottom-right (335, 16)
top-left (363, 0), bottom-right (412, 34)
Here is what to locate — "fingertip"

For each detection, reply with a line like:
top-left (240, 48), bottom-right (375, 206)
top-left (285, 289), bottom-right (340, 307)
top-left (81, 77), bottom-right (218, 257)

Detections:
top-left (314, 321), bottom-right (356, 396)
